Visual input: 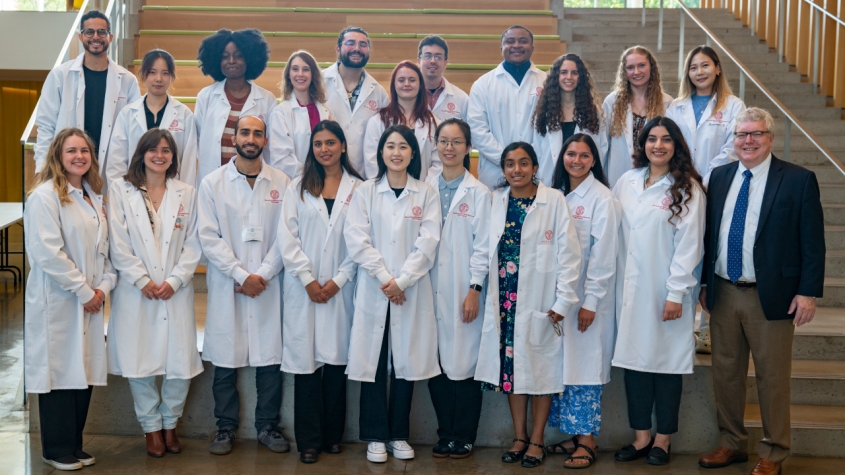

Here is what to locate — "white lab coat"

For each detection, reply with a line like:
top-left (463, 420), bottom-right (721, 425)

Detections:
top-left (362, 114), bottom-right (442, 181)
top-left (265, 96), bottom-right (333, 180)
top-left (279, 172), bottom-right (361, 374)
top-left (665, 94), bottom-right (745, 181)
top-left (194, 79), bottom-right (278, 185)
top-left (532, 121), bottom-right (608, 187)
top-left (197, 158), bottom-right (290, 368)
top-left (34, 53), bottom-right (140, 174)
top-left (426, 170), bottom-right (491, 380)
top-left (467, 62), bottom-right (547, 189)
top-left (601, 91), bottom-right (674, 188)
top-left (559, 173), bottom-right (619, 385)
top-left (344, 176), bottom-right (441, 382)
top-left (106, 178), bottom-right (203, 380)
top-left (106, 95), bottom-right (198, 189)
top-left (475, 183), bottom-right (582, 394)
top-left (322, 64), bottom-right (389, 178)
top-left (24, 181), bottom-right (116, 393)
top-left (430, 78), bottom-right (469, 122)
top-left (612, 168), bottom-right (705, 374)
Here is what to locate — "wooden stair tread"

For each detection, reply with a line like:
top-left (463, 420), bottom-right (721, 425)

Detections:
top-left (695, 355), bottom-right (845, 380)
top-left (745, 404), bottom-right (845, 429)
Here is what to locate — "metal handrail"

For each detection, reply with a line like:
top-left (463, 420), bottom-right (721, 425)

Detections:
top-left (801, 0), bottom-right (845, 27)
top-left (659, 0), bottom-right (844, 175)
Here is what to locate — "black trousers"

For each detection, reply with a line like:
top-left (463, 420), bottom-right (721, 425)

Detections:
top-left (624, 369), bottom-right (683, 434)
top-left (428, 372), bottom-right (483, 444)
top-left (294, 364), bottom-right (347, 452)
top-left (212, 364), bottom-right (282, 433)
top-left (358, 310), bottom-right (415, 442)
top-left (38, 387), bottom-right (93, 460)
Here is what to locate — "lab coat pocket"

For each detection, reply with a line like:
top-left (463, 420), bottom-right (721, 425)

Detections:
top-left (528, 310), bottom-right (556, 347)
top-left (535, 238), bottom-right (555, 273)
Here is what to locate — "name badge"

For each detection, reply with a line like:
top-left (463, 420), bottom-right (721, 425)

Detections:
top-left (242, 225), bottom-right (264, 242)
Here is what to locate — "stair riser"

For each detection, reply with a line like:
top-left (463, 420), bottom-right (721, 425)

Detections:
top-left (794, 334), bottom-right (845, 360)
top-left (574, 33), bottom-right (765, 45)
top-left (822, 187), bottom-right (845, 204)
top-left (818, 285), bottom-right (845, 307)
top-left (824, 207), bottom-right (845, 226)
top-left (746, 427), bottom-right (845, 458)
top-left (747, 378), bottom-right (845, 406)
top-left (575, 44), bottom-right (771, 57)
top-left (586, 68), bottom-right (798, 83)
top-left (809, 170), bottom-right (845, 185)
top-left (825, 230), bottom-right (845, 250)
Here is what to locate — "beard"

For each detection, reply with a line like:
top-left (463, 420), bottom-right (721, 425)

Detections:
top-left (340, 50), bottom-right (369, 69)
top-left (83, 40), bottom-right (109, 55)
top-left (235, 143), bottom-right (264, 160)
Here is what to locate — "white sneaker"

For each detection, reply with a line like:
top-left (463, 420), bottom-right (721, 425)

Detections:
top-left (387, 440), bottom-right (415, 460)
top-left (367, 442), bottom-right (388, 463)
top-left (42, 457), bottom-right (83, 471)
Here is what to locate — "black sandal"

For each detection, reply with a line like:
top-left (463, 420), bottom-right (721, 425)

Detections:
top-left (520, 442), bottom-right (546, 468)
top-left (546, 435), bottom-right (578, 455)
top-left (563, 443), bottom-right (597, 470)
top-left (502, 438), bottom-right (529, 463)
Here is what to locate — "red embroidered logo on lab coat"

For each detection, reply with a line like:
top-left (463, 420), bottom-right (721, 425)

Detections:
top-left (177, 204), bottom-right (189, 217)
top-left (453, 202), bottom-right (474, 218)
top-left (266, 189), bottom-right (282, 204)
top-left (405, 205), bottom-right (423, 221)
top-left (441, 102), bottom-right (459, 115)
top-left (365, 100), bottom-right (379, 112)
top-left (543, 229), bottom-right (553, 243)
top-left (572, 205), bottom-right (590, 220)
top-left (168, 119), bottom-right (183, 132)
top-left (344, 193), bottom-right (353, 206)
top-left (530, 86), bottom-right (544, 97)
top-left (653, 196), bottom-right (672, 211)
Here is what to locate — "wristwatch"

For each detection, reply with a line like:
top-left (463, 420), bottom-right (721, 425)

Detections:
top-left (469, 284), bottom-right (483, 292)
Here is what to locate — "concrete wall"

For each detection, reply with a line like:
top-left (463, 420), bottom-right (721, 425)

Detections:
top-left (0, 12), bottom-right (78, 71)
top-left (29, 365), bottom-right (721, 453)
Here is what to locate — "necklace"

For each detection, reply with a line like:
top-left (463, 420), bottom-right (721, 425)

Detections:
top-left (644, 167), bottom-right (669, 189)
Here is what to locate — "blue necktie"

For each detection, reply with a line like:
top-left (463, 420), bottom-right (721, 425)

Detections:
top-left (727, 170), bottom-right (753, 283)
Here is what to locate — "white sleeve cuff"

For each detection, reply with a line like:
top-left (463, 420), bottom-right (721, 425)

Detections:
top-left (552, 301), bottom-right (572, 319)
top-left (470, 274), bottom-right (486, 287)
top-left (331, 273), bottom-right (349, 289)
top-left (134, 276), bottom-right (152, 290)
top-left (165, 277), bottom-right (182, 291)
top-left (375, 268), bottom-right (393, 285)
top-left (232, 267), bottom-right (251, 286)
top-left (76, 285), bottom-right (95, 304)
top-left (298, 271), bottom-right (316, 287)
top-left (395, 274), bottom-right (411, 291)
top-left (666, 290), bottom-right (684, 304)
top-left (581, 294), bottom-right (599, 313)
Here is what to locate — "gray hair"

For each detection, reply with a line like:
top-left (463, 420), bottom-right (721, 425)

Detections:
top-left (735, 107), bottom-right (775, 133)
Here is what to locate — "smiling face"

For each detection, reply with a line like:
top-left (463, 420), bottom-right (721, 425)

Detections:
top-left (436, 123), bottom-right (469, 168)
top-left (563, 141), bottom-right (594, 181)
top-left (624, 53), bottom-right (651, 88)
top-left (418, 44), bottom-right (447, 84)
top-left (220, 41), bottom-right (247, 81)
top-left (645, 126), bottom-right (675, 168)
top-left (688, 52), bottom-right (720, 96)
top-left (502, 147), bottom-right (538, 189)
top-left (734, 119), bottom-right (774, 169)
top-left (79, 17), bottom-right (111, 56)
top-left (288, 56), bottom-right (313, 95)
top-left (501, 28), bottom-right (534, 65)
top-left (558, 60), bottom-right (580, 93)
top-left (61, 135), bottom-right (93, 182)
top-left (233, 116), bottom-right (266, 160)
top-left (143, 137), bottom-right (174, 175)
top-left (337, 31), bottom-right (371, 68)
top-left (311, 129), bottom-right (345, 169)
top-left (394, 67), bottom-right (420, 102)
top-left (381, 132), bottom-right (413, 173)
top-left (143, 57), bottom-right (173, 97)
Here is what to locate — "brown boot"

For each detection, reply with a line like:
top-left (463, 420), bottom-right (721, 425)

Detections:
top-left (699, 447), bottom-right (748, 468)
top-left (163, 429), bottom-right (182, 454)
top-left (750, 459), bottom-right (782, 475)
top-left (146, 430), bottom-right (166, 458)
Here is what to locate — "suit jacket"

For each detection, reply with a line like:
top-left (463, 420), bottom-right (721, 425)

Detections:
top-left (702, 155), bottom-right (825, 320)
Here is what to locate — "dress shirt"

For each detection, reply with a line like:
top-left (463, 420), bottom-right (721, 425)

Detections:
top-left (438, 173), bottom-right (462, 224)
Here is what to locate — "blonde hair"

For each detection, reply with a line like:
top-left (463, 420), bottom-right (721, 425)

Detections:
top-left (610, 46), bottom-right (667, 137)
top-left (28, 128), bottom-right (103, 205)
top-left (279, 50), bottom-right (326, 103)
top-left (735, 107), bottom-right (775, 133)
top-left (677, 46), bottom-right (733, 119)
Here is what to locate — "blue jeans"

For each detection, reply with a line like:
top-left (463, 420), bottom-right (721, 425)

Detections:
top-left (212, 364), bottom-right (282, 433)
top-left (128, 376), bottom-right (191, 433)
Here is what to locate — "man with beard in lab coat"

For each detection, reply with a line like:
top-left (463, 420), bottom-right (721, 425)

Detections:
top-left (34, 10), bottom-right (140, 176)
top-left (197, 115), bottom-right (291, 456)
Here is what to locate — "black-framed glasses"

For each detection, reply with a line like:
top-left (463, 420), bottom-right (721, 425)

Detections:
top-left (81, 28), bottom-right (110, 38)
top-left (734, 131), bottom-right (770, 141)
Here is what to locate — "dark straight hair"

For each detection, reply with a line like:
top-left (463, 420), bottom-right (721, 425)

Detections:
top-left (551, 134), bottom-right (609, 195)
top-left (375, 125), bottom-right (422, 181)
top-left (434, 118), bottom-right (472, 171)
top-left (496, 141), bottom-right (539, 189)
top-left (124, 129), bottom-right (180, 189)
top-left (139, 49), bottom-right (177, 80)
top-left (300, 120), bottom-right (364, 200)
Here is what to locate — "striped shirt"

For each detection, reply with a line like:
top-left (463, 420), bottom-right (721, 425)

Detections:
top-left (221, 87), bottom-right (250, 166)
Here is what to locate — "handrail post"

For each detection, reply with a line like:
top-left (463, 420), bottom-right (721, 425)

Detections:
top-left (777, 0), bottom-right (785, 62)
top-left (658, 0), bottom-right (664, 52)
top-left (642, 4), bottom-right (646, 27)
top-left (706, 36), bottom-right (712, 47)
top-left (750, 0), bottom-right (756, 35)
top-left (739, 69), bottom-right (746, 103)
top-left (812, 8), bottom-right (820, 88)
top-left (783, 118), bottom-right (792, 161)
top-left (678, 12), bottom-right (686, 78)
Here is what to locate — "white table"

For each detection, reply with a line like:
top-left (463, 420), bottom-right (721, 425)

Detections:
top-left (0, 203), bottom-right (23, 288)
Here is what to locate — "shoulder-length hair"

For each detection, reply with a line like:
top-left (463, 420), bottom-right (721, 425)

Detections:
top-left (677, 45), bottom-right (734, 118)
top-left (300, 120), bottom-right (364, 200)
top-left (633, 116), bottom-right (703, 223)
top-left (123, 129), bottom-right (180, 189)
top-left (533, 53), bottom-right (602, 136)
top-left (28, 128), bottom-right (103, 205)
top-left (375, 124), bottom-right (422, 181)
top-left (434, 118), bottom-right (472, 171)
top-left (610, 46), bottom-right (667, 138)
top-left (139, 48), bottom-right (177, 81)
top-left (551, 133), bottom-right (609, 195)
top-left (496, 141), bottom-right (539, 190)
top-left (378, 61), bottom-right (437, 137)
top-left (197, 28), bottom-right (269, 82)
top-left (280, 50), bottom-right (326, 104)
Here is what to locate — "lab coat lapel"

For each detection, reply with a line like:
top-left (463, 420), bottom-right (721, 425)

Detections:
top-left (159, 180), bottom-right (182, 271)
top-left (624, 105), bottom-right (634, 156)
top-left (127, 185), bottom-right (162, 278)
top-left (448, 171), bottom-right (472, 215)
top-left (328, 172), bottom-right (355, 230)
top-left (72, 54), bottom-right (86, 126)
top-left (304, 189), bottom-right (330, 228)
top-left (132, 98), bottom-right (147, 131)
top-left (100, 60), bottom-right (122, 149)
top-left (351, 77), bottom-right (376, 116)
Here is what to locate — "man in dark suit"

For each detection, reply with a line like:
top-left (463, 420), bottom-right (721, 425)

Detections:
top-left (697, 107), bottom-right (825, 475)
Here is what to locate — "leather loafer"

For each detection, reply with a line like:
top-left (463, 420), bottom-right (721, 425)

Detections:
top-left (646, 445), bottom-right (671, 466)
top-left (299, 448), bottom-right (319, 464)
top-left (146, 430), bottom-right (166, 458)
top-left (750, 458), bottom-right (782, 475)
top-left (323, 443), bottom-right (342, 454)
top-left (699, 446), bottom-right (748, 468)
top-left (163, 429), bottom-right (182, 454)
top-left (614, 438), bottom-right (653, 462)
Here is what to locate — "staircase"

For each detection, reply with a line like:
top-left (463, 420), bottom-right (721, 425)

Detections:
top-left (563, 7), bottom-right (845, 458)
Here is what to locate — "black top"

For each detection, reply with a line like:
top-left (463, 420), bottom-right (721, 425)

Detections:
top-left (324, 197), bottom-right (335, 216)
top-left (83, 65), bottom-right (109, 154)
top-left (144, 96), bottom-right (169, 130)
top-left (391, 187), bottom-right (404, 198)
top-left (560, 121), bottom-right (577, 142)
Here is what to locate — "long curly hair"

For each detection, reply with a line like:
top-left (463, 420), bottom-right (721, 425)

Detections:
top-left (28, 128), bottom-right (103, 205)
top-left (610, 46), bottom-right (666, 137)
top-left (378, 61), bottom-right (437, 138)
top-left (533, 53), bottom-right (602, 136)
top-left (197, 28), bottom-right (270, 82)
top-left (633, 117), bottom-right (703, 223)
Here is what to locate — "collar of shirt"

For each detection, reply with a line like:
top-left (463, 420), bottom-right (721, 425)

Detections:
top-left (737, 153), bottom-right (772, 182)
top-left (225, 156), bottom-right (269, 182)
top-left (438, 173), bottom-right (462, 191)
top-left (569, 172), bottom-right (596, 198)
top-left (427, 78), bottom-right (446, 108)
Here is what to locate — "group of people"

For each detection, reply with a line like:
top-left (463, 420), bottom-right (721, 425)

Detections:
top-left (25, 10), bottom-right (825, 475)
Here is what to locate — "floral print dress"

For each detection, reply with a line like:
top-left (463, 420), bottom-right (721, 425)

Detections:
top-left (481, 195), bottom-right (534, 394)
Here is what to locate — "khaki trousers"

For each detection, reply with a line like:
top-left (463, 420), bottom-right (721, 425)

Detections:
top-left (710, 277), bottom-right (794, 463)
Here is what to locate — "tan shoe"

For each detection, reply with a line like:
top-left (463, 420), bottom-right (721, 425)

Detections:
top-left (699, 446), bottom-right (748, 468)
top-left (750, 458), bottom-right (782, 475)
top-left (146, 430), bottom-right (166, 458)
top-left (696, 327), bottom-right (712, 354)
top-left (163, 428), bottom-right (182, 454)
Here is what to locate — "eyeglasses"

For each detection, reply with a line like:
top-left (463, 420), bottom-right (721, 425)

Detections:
top-left (552, 321), bottom-right (563, 337)
top-left (81, 28), bottom-right (110, 38)
top-left (436, 139), bottom-right (465, 148)
top-left (420, 54), bottom-right (445, 62)
top-left (343, 40), bottom-right (370, 49)
top-left (734, 131), bottom-right (770, 140)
